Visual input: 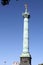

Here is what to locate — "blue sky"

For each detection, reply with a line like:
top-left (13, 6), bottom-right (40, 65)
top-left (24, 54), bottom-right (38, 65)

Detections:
top-left (0, 0), bottom-right (43, 65)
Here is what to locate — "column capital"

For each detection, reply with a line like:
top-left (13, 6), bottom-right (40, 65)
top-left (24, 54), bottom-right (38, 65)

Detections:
top-left (22, 4), bottom-right (30, 18)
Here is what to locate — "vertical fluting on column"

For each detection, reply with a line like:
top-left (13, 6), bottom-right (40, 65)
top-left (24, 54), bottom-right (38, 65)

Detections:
top-left (20, 4), bottom-right (31, 65)
top-left (20, 4), bottom-right (30, 57)
top-left (23, 17), bottom-right (29, 53)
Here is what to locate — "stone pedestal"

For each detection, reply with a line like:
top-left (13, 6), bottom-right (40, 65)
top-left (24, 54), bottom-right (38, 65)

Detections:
top-left (20, 57), bottom-right (31, 65)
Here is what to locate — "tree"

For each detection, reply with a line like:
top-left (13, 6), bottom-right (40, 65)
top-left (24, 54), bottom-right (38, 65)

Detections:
top-left (38, 63), bottom-right (43, 65)
top-left (1, 0), bottom-right (10, 5)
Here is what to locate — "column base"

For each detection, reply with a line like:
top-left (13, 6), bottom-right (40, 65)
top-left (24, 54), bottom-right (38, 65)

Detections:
top-left (20, 52), bottom-right (31, 57)
top-left (20, 52), bottom-right (31, 65)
